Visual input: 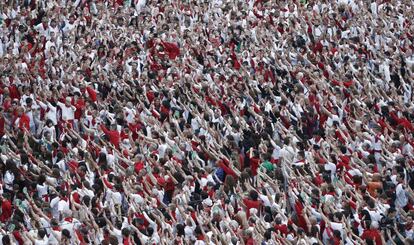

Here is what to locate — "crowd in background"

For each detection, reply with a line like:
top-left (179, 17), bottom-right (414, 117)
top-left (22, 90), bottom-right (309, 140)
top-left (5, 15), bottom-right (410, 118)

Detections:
top-left (0, 0), bottom-right (414, 244)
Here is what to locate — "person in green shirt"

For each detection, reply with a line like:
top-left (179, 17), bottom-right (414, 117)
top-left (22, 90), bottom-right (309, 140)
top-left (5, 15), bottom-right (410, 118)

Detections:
top-left (260, 153), bottom-right (274, 173)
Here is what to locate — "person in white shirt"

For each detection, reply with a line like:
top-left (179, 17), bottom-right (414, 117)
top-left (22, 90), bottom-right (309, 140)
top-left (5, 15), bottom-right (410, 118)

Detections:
top-left (55, 151), bottom-right (67, 174)
top-left (36, 175), bottom-right (49, 202)
top-left (50, 190), bottom-right (70, 220)
top-left (395, 173), bottom-right (408, 209)
top-left (24, 97), bottom-right (41, 134)
top-left (38, 98), bottom-right (58, 126)
top-left (22, 228), bottom-right (49, 245)
top-left (364, 199), bottom-right (382, 223)
top-left (62, 15), bottom-right (77, 33)
top-left (60, 210), bottom-right (81, 238)
top-left (123, 102), bottom-right (137, 124)
top-left (57, 97), bottom-right (76, 123)
top-left (324, 161), bottom-right (337, 181)
top-left (41, 119), bottom-right (56, 142)
top-left (34, 17), bottom-right (50, 38)
top-left (3, 160), bottom-right (16, 193)
top-left (321, 212), bottom-right (345, 243)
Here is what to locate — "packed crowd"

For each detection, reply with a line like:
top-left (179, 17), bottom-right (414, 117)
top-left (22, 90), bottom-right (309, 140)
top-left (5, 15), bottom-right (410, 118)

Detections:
top-left (0, 0), bottom-right (414, 244)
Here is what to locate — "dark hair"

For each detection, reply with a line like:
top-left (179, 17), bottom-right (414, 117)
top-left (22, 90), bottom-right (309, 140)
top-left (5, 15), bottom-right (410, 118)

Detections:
top-left (2, 235), bottom-right (10, 245)
top-left (367, 199), bottom-right (375, 209)
top-left (334, 212), bottom-right (343, 221)
top-left (176, 224), bottom-right (185, 236)
top-left (62, 229), bottom-right (71, 238)
top-left (249, 190), bottom-right (259, 200)
top-left (264, 229), bottom-right (272, 240)
top-left (333, 230), bottom-right (341, 239)
top-left (38, 175), bottom-right (46, 185)
top-left (98, 152), bottom-right (107, 165)
top-left (147, 226), bottom-right (154, 236)
top-left (38, 229), bottom-right (47, 238)
top-left (121, 228), bottom-right (130, 237)
top-left (20, 152), bottom-right (29, 165)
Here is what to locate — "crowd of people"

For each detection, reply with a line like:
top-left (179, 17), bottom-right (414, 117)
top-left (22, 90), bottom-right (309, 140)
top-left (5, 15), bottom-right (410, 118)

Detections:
top-left (0, 0), bottom-right (414, 244)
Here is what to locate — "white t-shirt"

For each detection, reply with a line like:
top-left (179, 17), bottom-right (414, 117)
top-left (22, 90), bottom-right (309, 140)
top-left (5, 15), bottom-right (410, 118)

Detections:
top-left (324, 162), bottom-right (337, 179)
top-left (37, 184), bottom-right (49, 199)
top-left (38, 101), bottom-right (58, 125)
top-left (60, 218), bottom-right (81, 239)
top-left (158, 143), bottom-right (169, 159)
top-left (365, 208), bottom-right (382, 223)
top-left (34, 236), bottom-right (49, 245)
top-left (184, 224), bottom-right (196, 241)
top-left (56, 159), bottom-right (67, 174)
top-left (50, 196), bottom-right (60, 219)
top-left (34, 23), bottom-right (49, 37)
top-left (106, 189), bottom-right (122, 208)
top-left (124, 107), bottom-right (136, 124)
top-left (395, 183), bottom-right (408, 208)
top-left (323, 222), bottom-right (344, 242)
top-left (58, 199), bottom-right (70, 213)
top-left (4, 171), bottom-right (14, 191)
top-left (57, 102), bottom-right (76, 121)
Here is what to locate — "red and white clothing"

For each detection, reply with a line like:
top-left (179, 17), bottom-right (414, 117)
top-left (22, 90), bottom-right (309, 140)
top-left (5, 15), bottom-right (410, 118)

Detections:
top-left (57, 102), bottom-right (76, 121)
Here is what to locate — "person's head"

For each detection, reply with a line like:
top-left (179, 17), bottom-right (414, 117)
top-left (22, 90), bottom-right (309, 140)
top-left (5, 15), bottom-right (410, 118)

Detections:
top-left (387, 207), bottom-right (397, 218)
top-left (121, 228), bottom-right (130, 238)
top-left (17, 106), bottom-right (24, 116)
top-left (38, 229), bottom-right (47, 239)
top-left (38, 175), bottom-right (46, 185)
top-left (397, 172), bottom-right (404, 183)
top-left (2, 235), bottom-right (10, 245)
top-left (98, 152), bottom-right (107, 165)
top-left (364, 219), bottom-right (372, 229)
top-left (5, 159), bottom-right (16, 173)
top-left (147, 226), bottom-right (154, 236)
top-left (65, 97), bottom-right (71, 106)
top-left (62, 229), bottom-right (71, 242)
top-left (334, 212), bottom-right (343, 222)
top-left (297, 227), bottom-right (305, 237)
top-left (249, 190), bottom-right (258, 201)
top-left (56, 151), bottom-right (64, 161)
top-left (243, 229), bottom-right (253, 239)
top-left (333, 230), bottom-right (341, 240)
top-left (263, 229), bottom-right (272, 241)
top-left (367, 199), bottom-right (375, 209)
top-left (26, 97), bottom-right (33, 106)
top-left (176, 223), bottom-right (185, 236)
top-left (224, 174), bottom-right (235, 188)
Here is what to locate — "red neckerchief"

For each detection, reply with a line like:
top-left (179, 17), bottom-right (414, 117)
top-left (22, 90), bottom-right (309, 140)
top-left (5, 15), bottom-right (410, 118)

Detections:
top-left (75, 229), bottom-right (86, 245)
top-left (123, 237), bottom-right (131, 245)
top-left (64, 217), bottom-right (73, 223)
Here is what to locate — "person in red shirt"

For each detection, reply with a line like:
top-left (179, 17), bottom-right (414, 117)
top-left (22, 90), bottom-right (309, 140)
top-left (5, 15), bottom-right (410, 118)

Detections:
top-left (15, 107), bottom-right (30, 132)
top-left (73, 92), bottom-right (86, 122)
top-left (243, 229), bottom-right (255, 245)
top-left (100, 123), bottom-right (120, 148)
top-left (243, 190), bottom-right (261, 218)
top-left (0, 194), bottom-right (12, 223)
top-left (246, 148), bottom-right (260, 176)
top-left (361, 220), bottom-right (382, 245)
top-left (274, 217), bottom-right (289, 235)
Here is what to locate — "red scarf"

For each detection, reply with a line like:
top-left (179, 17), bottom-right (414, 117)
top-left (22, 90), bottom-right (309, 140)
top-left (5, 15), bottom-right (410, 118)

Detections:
top-left (64, 217), bottom-right (73, 223)
top-left (75, 229), bottom-right (86, 245)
